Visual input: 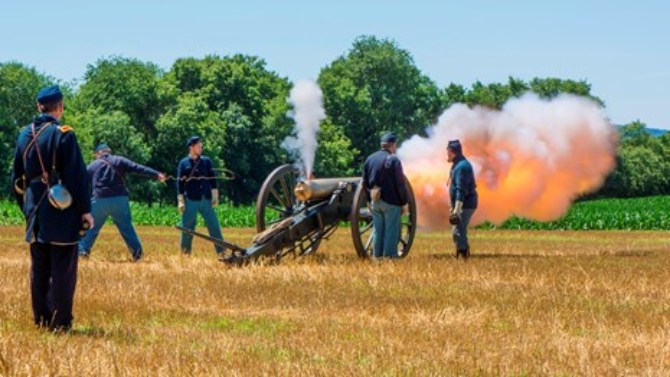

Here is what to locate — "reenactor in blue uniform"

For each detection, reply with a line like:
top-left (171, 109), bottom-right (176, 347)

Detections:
top-left (362, 132), bottom-right (409, 258)
top-left (11, 86), bottom-right (93, 331)
top-left (176, 136), bottom-right (225, 255)
top-left (78, 144), bottom-right (166, 261)
top-left (447, 139), bottom-right (478, 259)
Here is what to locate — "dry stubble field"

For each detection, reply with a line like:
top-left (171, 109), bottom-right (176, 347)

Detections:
top-left (1, 225), bottom-right (669, 376)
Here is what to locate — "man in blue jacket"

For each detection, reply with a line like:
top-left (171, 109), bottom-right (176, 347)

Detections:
top-left (362, 132), bottom-right (409, 258)
top-left (447, 139), bottom-right (478, 259)
top-left (78, 144), bottom-right (165, 261)
top-left (11, 85), bottom-right (93, 331)
top-left (177, 136), bottom-right (225, 255)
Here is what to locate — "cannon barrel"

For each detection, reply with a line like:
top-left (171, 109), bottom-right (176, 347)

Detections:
top-left (294, 178), bottom-right (361, 202)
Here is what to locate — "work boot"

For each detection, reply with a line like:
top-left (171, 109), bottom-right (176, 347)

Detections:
top-left (131, 249), bottom-right (143, 262)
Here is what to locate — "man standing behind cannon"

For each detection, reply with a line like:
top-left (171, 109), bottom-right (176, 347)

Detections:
top-left (177, 136), bottom-right (225, 256)
top-left (362, 132), bottom-right (409, 258)
top-left (78, 144), bottom-right (166, 261)
top-left (447, 139), bottom-right (478, 259)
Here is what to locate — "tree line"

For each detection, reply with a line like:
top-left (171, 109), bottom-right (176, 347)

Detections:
top-left (1, 35), bottom-right (666, 205)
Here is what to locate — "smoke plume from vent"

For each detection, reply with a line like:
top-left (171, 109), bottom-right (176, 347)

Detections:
top-left (398, 94), bottom-right (618, 231)
top-left (282, 80), bottom-right (326, 178)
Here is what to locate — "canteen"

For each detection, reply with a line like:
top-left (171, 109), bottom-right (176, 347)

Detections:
top-left (48, 183), bottom-right (72, 210)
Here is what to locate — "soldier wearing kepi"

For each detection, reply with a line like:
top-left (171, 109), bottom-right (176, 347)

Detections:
top-left (362, 132), bottom-right (409, 258)
top-left (177, 136), bottom-right (225, 255)
top-left (447, 139), bottom-right (478, 259)
top-left (78, 144), bottom-right (166, 261)
top-left (11, 85), bottom-right (93, 332)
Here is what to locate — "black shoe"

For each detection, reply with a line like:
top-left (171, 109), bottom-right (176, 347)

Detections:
top-left (456, 249), bottom-right (470, 260)
top-left (50, 324), bottom-right (72, 334)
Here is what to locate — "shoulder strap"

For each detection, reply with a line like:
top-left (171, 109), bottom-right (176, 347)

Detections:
top-left (187, 158), bottom-right (201, 181)
top-left (376, 153), bottom-right (393, 186)
top-left (97, 156), bottom-right (127, 187)
top-left (24, 122), bottom-right (54, 186)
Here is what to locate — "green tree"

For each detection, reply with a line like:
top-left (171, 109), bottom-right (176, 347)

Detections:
top-left (443, 77), bottom-right (599, 111)
top-left (158, 54), bottom-right (293, 203)
top-left (599, 121), bottom-right (670, 197)
top-left (71, 109), bottom-right (161, 203)
top-left (313, 121), bottom-right (358, 178)
top-left (72, 56), bottom-right (164, 137)
top-left (529, 77), bottom-right (604, 106)
top-left (620, 120), bottom-right (652, 146)
top-left (463, 81), bottom-right (514, 109)
top-left (319, 35), bottom-right (443, 160)
top-left (72, 109), bottom-right (151, 164)
top-left (442, 83), bottom-right (467, 109)
top-left (153, 93), bottom-right (226, 203)
top-left (0, 62), bottom-right (54, 196)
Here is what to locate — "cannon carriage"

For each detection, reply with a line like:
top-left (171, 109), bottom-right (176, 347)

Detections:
top-left (177, 164), bottom-right (417, 265)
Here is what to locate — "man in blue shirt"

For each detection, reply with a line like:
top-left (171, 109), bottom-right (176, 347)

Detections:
top-left (11, 85), bottom-right (93, 331)
top-left (362, 132), bottom-right (409, 258)
top-left (78, 144), bottom-right (165, 261)
top-left (447, 139), bottom-right (478, 259)
top-left (177, 136), bottom-right (225, 255)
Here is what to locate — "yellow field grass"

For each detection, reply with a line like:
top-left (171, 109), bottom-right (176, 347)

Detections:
top-left (1, 226), bottom-right (669, 376)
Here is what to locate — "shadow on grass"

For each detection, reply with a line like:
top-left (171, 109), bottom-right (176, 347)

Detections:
top-left (66, 324), bottom-right (138, 343)
top-left (67, 325), bottom-right (107, 338)
top-left (429, 250), bottom-right (655, 260)
top-left (427, 253), bottom-right (544, 260)
top-left (601, 250), bottom-right (654, 257)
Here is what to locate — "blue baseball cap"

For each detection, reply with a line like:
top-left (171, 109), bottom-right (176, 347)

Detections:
top-left (36, 85), bottom-right (63, 103)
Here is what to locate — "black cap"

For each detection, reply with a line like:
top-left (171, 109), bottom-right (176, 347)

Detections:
top-left (186, 136), bottom-right (201, 148)
top-left (447, 139), bottom-right (462, 153)
top-left (381, 132), bottom-right (397, 143)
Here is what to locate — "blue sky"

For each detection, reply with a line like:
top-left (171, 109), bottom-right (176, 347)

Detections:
top-left (2, 0), bottom-right (668, 128)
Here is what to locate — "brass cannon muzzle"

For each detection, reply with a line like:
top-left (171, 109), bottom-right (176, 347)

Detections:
top-left (294, 178), bottom-right (360, 202)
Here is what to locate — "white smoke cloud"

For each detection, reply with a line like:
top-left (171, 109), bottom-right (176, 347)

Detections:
top-left (398, 93), bottom-right (618, 230)
top-left (282, 80), bottom-right (326, 178)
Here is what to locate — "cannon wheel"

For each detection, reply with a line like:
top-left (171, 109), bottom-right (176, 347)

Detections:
top-left (255, 164), bottom-right (324, 259)
top-left (350, 178), bottom-right (417, 258)
top-left (256, 164), bottom-right (300, 232)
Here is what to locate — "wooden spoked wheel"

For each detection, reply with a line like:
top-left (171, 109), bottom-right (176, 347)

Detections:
top-left (256, 164), bottom-right (300, 233)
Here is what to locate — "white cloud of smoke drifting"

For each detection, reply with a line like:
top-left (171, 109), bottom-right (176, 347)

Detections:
top-left (282, 80), bottom-right (326, 178)
top-left (398, 94), bottom-right (618, 230)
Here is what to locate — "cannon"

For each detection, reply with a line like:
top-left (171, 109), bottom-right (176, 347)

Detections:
top-left (177, 164), bottom-right (417, 265)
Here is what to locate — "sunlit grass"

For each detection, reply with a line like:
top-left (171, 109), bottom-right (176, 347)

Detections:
top-left (1, 226), bottom-right (669, 375)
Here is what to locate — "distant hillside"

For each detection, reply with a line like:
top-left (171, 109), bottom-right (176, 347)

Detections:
top-left (615, 125), bottom-right (668, 137)
top-left (647, 128), bottom-right (668, 137)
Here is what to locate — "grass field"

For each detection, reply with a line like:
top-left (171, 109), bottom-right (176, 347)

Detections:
top-left (1, 226), bottom-right (669, 375)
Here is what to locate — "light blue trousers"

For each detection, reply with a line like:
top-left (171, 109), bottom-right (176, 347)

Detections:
top-left (79, 196), bottom-right (142, 259)
top-left (452, 208), bottom-right (476, 251)
top-left (371, 199), bottom-right (402, 258)
top-left (180, 198), bottom-right (225, 254)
